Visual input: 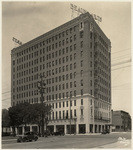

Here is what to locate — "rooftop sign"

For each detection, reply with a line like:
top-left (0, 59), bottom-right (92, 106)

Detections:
top-left (70, 3), bottom-right (102, 23)
top-left (12, 37), bottom-right (22, 46)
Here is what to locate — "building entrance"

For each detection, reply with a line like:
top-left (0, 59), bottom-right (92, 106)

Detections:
top-left (18, 127), bottom-right (22, 134)
top-left (90, 124), bottom-right (93, 133)
top-left (67, 125), bottom-right (76, 134)
top-left (47, 125), bottom-right (54, 133)
top-left (56, 125), bottom-right (64, 133)
top-left (79, 124), bottom-right (86, 134)
top-left (32, 126), bottom-right (38, 133)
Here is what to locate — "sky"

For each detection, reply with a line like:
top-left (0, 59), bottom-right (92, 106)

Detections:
top-left (1, 1), bottom-right (132, 115)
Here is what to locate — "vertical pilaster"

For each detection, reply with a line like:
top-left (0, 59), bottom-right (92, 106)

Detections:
top-left (76, 124), bottom-right (79, 134)
top-left (30, 125), bottom-right (32, 132)
top-left (86, 124), bottom-right (89, 133)
top-left (54, 125), bottom-right (56, 132)
top-left (22, 126), bottom-right (24, 134)
top-left (64, 124), bottom-right (67, 134)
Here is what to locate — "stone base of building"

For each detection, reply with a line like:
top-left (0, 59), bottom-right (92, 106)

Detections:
top-left (12, 123), bottom-right (111, 135)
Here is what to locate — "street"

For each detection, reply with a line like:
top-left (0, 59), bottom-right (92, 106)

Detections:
top-left (2, 132), bottom-right (131, 149)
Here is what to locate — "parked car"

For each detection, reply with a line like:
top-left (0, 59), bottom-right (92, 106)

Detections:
top-left (10, 132), bottom-right (16, 137)
top-left (44, 130), bottom-right (51, 137)
top-left (17, 131), bottom-right (38, 142)
top-left (53, 130), bottom-right (64, 136)
top-left (101, 129), bottom-right (110, 134)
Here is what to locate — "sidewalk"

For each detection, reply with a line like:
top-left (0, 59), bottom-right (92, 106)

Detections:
top-left (95, 139), bottom-right (132, 148)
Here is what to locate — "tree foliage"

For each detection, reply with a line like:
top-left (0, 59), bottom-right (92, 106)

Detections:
top-left (2, 109), bottom-right (10, 127)
top-left (8, 102), bottom-right (52, 132)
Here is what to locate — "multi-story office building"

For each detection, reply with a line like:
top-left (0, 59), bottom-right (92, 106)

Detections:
top-left (112, 110), bottom-right (131, 132)
top-left (11, 12), bottom-right (111, 134)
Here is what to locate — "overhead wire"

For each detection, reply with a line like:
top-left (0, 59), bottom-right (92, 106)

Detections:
top-left (111, 48), bottom-right (131, 54)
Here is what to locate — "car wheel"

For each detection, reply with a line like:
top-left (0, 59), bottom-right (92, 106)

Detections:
top-left (17, 139), bottom-right (21, 143)
top-left (22, 137), bottom-right (27, 142)
top-left (34, 137), bottom-right (38, 141)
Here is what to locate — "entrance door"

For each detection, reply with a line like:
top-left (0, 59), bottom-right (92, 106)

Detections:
top-left (56, 125), bottom-right (64, 134)
top-left (67, 125), bottom-right (76, 134)
top-left (79, 124), bottom-right (86, 134)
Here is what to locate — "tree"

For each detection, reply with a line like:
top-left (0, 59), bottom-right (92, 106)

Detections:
top-left (2, 109), bottom-right (10, 134)
top-left (29, 103), bottom-right (52, 136)
top-left (8, 102), bottom-right (52, 136)
top-left (8, 102), bottom-right (31, 133)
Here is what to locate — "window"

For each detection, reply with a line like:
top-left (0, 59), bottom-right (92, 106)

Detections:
top-left (74, 72), bottom-right (76, 78)
top-left (74, 81), bottom-right (76, 87)
top-left (81, 109), bottom-right (83, 116)
top-left (81, 51), bottom-right (83, 57)
top-left (90, 90), bottom-right (93, 95)
top-left (63, 111), bottom-right (65, 119)
top-left (90, 80), bottom-right (92, 86)
top-left (81, 70), bottom-right (83, 77)
top-left (81, 80), bottom-right (83, 86)
top-left (90, 42), bottom-right (92, 48)
top-left (56, 103), bottom-right (58, 108)
top-left (65, 74), bottom-right (68, 80)
top-left (66, 38), bottom-right (69, 44)
top-left (90, 71), bottom-right (92, 77)
top-left (70, 110), bottom-right (72, 118)
top-left (66, 92), bottom-right (68, 98)
top-left (70, 82), bottom-right (72, 88)
top-left (66, 110), bottom-right (68, 119)
top-left (13, 60), bottom-right (15, 65)
top-left (80, 31), bottom-right (83, 38)
top-left (63, 101), bottom-right (65, 107)
top-left (66, 47), bottom-right (68, 53)
top-left (74, 100), bottom-right (76, 106)
top-left (90, 32), bottom-right (93, 39)
top-left (66, 101), bottom-right (68, 107)
top-left (81, 89), bottom-right (83, 96)
top-left (66, 83), bottom-right (68, 89)
top-left (74, 109), bottom-right (76, 117)
top-left (74, 90), bottom-right (76, 97)
top-left (70, 55), bottom-right (72, 61)
top-left (52, 112), bottom-right (54, 120)
top-left (70, 100), bottom-right (72, 106)
top-left (81, 61), bottom-right (83, 67)
top-left (70, 36), bottom-right (72, 42)
top-left (74, 53), bottom-right (76, 59)
top-left (74, 44), bottom-right (76, 50)
top-left (74, 34), bottom-right (76, 41)
top-left (80, 41), bottom-right (83, 48)
top-left (90, 61), bottom-right (92, 67)
top-left (56, 111), bottom-right (58, 119)
top-left (59, 111), bottom-right (61, 119)
top-left (65, 65), bottom-right (68, 71)
top-left (70, 73), bottom-right (72, 79)
top-left (74, 63), bottom-right (76, 69)
top-left (81, 99), bottom-right (83, 105)
top-left (70, 64), bottom-right (72, 70)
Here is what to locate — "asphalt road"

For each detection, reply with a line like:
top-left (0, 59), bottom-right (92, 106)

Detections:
top-left (2, 132), bottom-right (131, 149)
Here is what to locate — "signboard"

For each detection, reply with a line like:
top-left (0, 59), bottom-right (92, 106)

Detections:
top-left (70, 3), bottom-right (87, 14)
top-left (12, 37), bottom-right (22, 45)
top-left (70, 3), bottom-right (102, 23)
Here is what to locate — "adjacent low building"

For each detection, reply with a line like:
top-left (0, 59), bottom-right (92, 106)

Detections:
top-left (112, 110), bottom-right (131, 132)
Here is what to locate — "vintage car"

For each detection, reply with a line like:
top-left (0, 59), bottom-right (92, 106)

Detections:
top-left (101, 129), bottom-right (110, 134)
top-left (17, 131), bottom-right (38, 142)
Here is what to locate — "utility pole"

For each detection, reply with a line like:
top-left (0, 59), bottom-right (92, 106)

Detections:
top-left (37, 74), bottom-right (46, 137)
